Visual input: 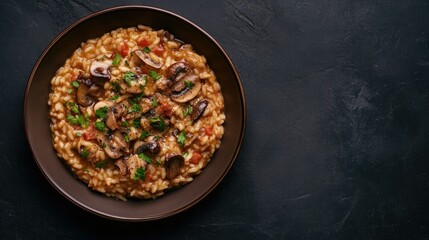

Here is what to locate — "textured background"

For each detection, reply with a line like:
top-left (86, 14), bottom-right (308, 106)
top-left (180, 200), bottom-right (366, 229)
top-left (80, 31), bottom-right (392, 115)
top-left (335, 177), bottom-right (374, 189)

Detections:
top-left (1, 0), bottom-right (429, 239)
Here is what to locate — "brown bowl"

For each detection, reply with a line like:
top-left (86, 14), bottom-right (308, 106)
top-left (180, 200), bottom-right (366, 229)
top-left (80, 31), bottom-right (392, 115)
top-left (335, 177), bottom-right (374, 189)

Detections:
top-left (23, 6), bottom-right (246, 221)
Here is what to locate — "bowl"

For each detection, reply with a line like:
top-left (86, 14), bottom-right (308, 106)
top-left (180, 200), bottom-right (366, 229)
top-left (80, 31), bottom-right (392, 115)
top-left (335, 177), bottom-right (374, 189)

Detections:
top-left (23, 6), bottom-right (246, 221)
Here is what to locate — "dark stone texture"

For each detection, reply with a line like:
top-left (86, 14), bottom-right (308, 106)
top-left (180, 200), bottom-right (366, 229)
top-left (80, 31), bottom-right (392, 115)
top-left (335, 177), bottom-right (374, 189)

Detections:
top-left (1, 0), bottom-right (429, 239)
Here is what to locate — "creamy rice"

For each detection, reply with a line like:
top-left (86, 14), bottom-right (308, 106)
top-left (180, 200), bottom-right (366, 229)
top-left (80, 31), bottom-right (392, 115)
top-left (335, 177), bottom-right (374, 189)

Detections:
top-left (48, 25), bottom-right (225, 200)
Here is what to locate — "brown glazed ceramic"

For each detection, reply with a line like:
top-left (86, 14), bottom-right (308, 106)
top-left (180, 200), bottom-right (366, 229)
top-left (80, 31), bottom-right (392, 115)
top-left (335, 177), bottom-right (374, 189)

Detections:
top-left (23, 6), bottom-right (246, 221)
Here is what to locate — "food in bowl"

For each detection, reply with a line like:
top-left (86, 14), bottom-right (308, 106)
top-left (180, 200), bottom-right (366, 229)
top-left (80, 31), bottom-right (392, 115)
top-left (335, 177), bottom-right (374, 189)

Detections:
top-left (48, 25), bottom-right (225, 200)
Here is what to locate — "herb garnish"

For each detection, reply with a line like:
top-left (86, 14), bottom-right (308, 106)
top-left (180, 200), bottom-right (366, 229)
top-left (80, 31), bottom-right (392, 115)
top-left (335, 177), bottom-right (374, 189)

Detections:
top-left (123, 71), bottom-right (136, 86)
top-left (150, 116), bottom-right (166, 131)
top-left (183, 104), bottom-right (193, 117)
top-left (139, 131), bottom-right (149, 140)
top-left (80, 147), bottom-right (89, 158)
top-left (133, 167), bottom-right (146, 180)
top-left (184, 80), bottom-right (194, 88)
top-left (94, 121), bottom-right (106, 132)
top-left (143, 46), bottom-right (151, 53)
top-left (95, 106), bottom-right (108, 119)
top-left (138, 153), bottom-right (152, 164)
top-left (177, 130), bottom-right (186, 147)
top-left (112, 53), bottom-right (121, 67)
top-left (152, 97), bottom-right (158, 107)
top-left (71, 81), bottom-right (79, 88)
top-left (149, 70), bottom-right (161, 81)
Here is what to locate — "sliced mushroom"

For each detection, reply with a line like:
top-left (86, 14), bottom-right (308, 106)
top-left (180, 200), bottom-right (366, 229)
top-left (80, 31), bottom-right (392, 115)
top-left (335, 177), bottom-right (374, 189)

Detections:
top-left (134, 50), bottom-right (162, 69)
top-left (191, 99), bottom-right (209, 122)
top-left (76, 84), bottom-right (94, 107)
top-left (166, 62), bottom-right (190, 81)
top-left (114, 159), bottom-right (127, 176)
top-left (105, 111), bottom-right (118, 130)
top-left (170, 73), bottom-right (202, 103)
top-left (164, 154), bottom-right (184, 180)
top-left (133, 136), bottom-right (161, 155)
top-left (96, 130), bottom-right (129, 159)
top-left (76, 80), bottom-right (105, 107)
top-left (125, 154), bottom-right (146, 179)
top-left (93, 100), bottom-right (114, 113)
top-left (90, 60), bottom-right (111, 78)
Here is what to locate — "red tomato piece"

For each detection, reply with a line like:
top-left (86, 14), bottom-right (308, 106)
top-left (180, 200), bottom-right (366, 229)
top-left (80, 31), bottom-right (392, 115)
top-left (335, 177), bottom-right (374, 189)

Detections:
top-left (204, 126), bottom-right (213, 136)
top-left (83, 124), bottom-right (97, 141)
top-left (152, 44), bottom-right (165, 56)
top-left (120, 42), bottom-right (129, 57)
top-left (190, 152), bottom-right (202, 164)
top-left (138, 39), bottom-right (149, 47)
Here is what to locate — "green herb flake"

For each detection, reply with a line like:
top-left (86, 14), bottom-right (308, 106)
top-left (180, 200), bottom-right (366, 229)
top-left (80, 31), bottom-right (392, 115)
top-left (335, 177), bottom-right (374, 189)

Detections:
top-left (95, 159), bottom-right (110, 169)
top-left (139, 131), bottom-right (149, 140)
top-left (102, 142), bottom-right (107, 148)
top-left (66, 115), bottom-right (79, 125)
top-left (128, 101), bottom-right (141, 113)
top-left (183, 104), bottom-right (193, 117)
top-left (133, 167), bottom-right (146, 180)
top-left (123, 71), bottom-right (136, 86)
top-left (143, 46), bottom-right (151, 53)
top-left (183, 152), bottom-right (189, 158)
top-left (177, 130), bottom-right (186, 147)
top-left (80, 147), bottom-right (89, 159)
top-left (124, 134), bottom-right (130, 142)
top-left (112, 53), bottom-right (121, 67)
top-left (152, 97), bottom-right (158, 108)
top-left (184, 80), bottom-right (194, 88)
top-left (133, 117), bottom-right (141, 128)
top-left (68, 102), bottom-right (79, 114)
top-left (149, 70), bottom-right (161, 81)
top-left (94, 121), bottom-right (106, 132)
top-left (77, 115), bottom-right (90, 128)
top-left (150, 116), bottom-right (166, 131)
top-left (95, 106), bottom-right (108, 119)
top-left (76, 132), bottom-right (82, 137)
top-left (138, 153), bottom-right (153, 164)
top-left (67, 89), bottom-right (73, 94)
top-left (156, 159), bottom-right (162, 166)
top-left (109, 95), bottom-right (119, 100)
top-left (71, 81), bottom-right (80, 88)
top-left (121, 121), bottom-right (129, 127)
top-left (111, 81), bottom-right (121, 92)
top-left (125, 60), bottom-right (130, 67)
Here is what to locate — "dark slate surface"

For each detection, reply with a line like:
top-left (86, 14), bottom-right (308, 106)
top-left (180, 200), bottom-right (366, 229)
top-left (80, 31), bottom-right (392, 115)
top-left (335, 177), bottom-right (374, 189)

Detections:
top-left (1, 0), bottom-right (429, 239)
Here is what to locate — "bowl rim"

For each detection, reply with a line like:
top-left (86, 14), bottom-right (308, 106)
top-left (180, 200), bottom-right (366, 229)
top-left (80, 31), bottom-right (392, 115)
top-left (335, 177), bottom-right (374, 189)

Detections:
top-left (23, 5), bottom-right (246, 221)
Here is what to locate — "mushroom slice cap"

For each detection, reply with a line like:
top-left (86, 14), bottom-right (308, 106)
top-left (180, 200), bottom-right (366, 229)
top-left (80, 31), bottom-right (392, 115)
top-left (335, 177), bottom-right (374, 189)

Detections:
top-left (90, 60), bottom-right (111, 78)
top-left (191, 99), bottom-right (209, 122)
top-left (170, 74), bottom-right (202, 103)
top-left (134, 50), bottom-right (162, 69)
top-left (93, 100), bottom-right (114, 113)
top-left (114, 159), bottom-right (127, 176)
top-left (105, 111), bottom-right (118, 130)
top-left (133, 137), bottom-right (161, 155)
top-left (166, 62), bottom-right (190, 81)
top-left (76, 84), bottom-right (94, 107)
top-left (165, 154), bottom-right (184, 180)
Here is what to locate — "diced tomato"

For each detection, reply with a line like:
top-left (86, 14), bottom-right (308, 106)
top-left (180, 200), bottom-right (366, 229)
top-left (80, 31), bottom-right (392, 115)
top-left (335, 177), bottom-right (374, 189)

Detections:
top-left (71, 74), bottom-right (78, 81)
top-left (145, 172), bottom-right (152, 181)
top-left (204, 126), bottom-right (213, 136)
top-left (83, 124), bottom-right (97, 140)
top-left (190, 152), bottom-right (202, 164)
top-left (120, 42), bottom-right (129, 57)
top-left (152, 44), bottom-right (165, 56)
top-left (138, 38), bottom-right (149, 48)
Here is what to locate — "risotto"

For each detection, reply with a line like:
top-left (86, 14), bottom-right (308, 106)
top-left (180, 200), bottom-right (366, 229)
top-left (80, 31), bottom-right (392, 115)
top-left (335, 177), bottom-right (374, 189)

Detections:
top-left (48, 25), bottom-right (225, 200)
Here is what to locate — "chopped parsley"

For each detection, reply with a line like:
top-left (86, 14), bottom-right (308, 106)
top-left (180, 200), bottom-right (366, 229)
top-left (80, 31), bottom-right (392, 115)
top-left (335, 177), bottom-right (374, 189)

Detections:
top-left (124, 134), bottom-right (130, 142)
top-left (133, 117), bottom-right (141, 128)
top-left (139, 131), bottom-right (149, 140)
top-left (152, 97), bottom-right (158, 107)
top-left (80, 147), bottom-right (88, 158)
top-left (133, 167), bottom-right (146, 180)
top-left (183, 152), bottom-right (189, 158)
top-left (128, 100), bottom-right (141, 113)
top-left (121, 121), bottom-right (129, 127)
top-left (95, 159), bottom-right (110, 168)
top-left (177, 130), bottom-right (186, 147)
top-left (149, 70), bottom-right (161, 81)
top-left (138, 153), bottom-right (153, 164)
top-left (94, 121), bottom-right (106, 132)
top-left (67, 89), bottom-right (73, 94)
top-left (67, 114), bottom-right (89, 128)
top-left (156, 159), bottom-right (162, 166)
top-left (150, 116), bottom-right (166, 131)
top-left (71, 81), bottom-right (79, 88)
top-left (184, 80), bottom-right (194, 88)
top-left (109, 95), bottom-right (119, 100)
top-left (111, 81), bottom-right (120, 92)
top-left (183, 104), bottom-right (193, 117)
top-left (123, 71), bottom-right (136, 86)
top-left (132, 93), bottom-right (144, 103)
top-left (95, 106), bottom-right (108, 119)
top-left (125, 60), bottom-right (130, 67)
top-left (143, 46), bottom-right (151, 53)
top-left (68, 102), bottom-right (79, 114)
top-left (112, 53), bottom-right (121, 67)
top-left (76, 132), bottom-right (82, 137)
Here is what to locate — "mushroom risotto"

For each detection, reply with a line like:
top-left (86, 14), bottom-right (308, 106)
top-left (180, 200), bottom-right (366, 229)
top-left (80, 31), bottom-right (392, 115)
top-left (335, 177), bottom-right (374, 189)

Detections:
top-left (48, 25), bottom-right (225, 200)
